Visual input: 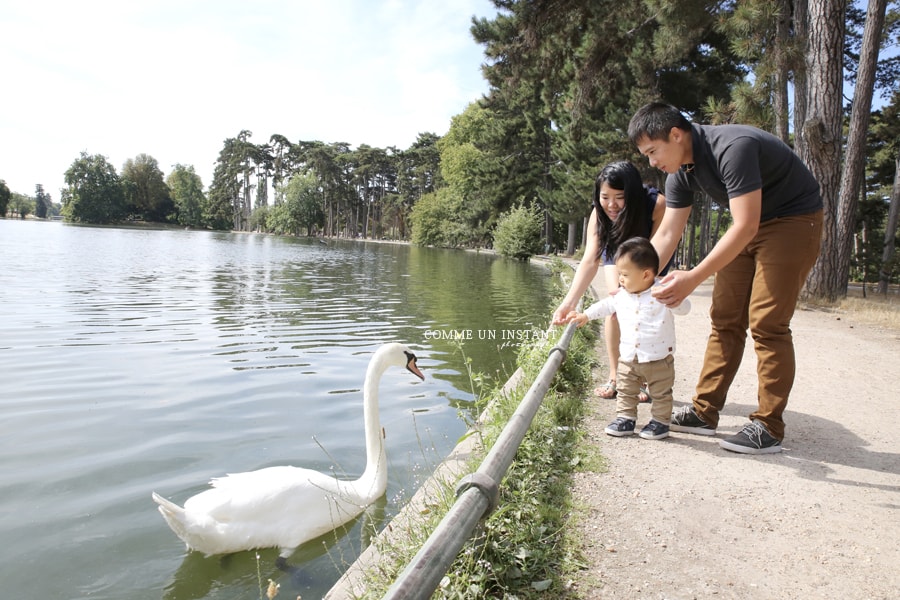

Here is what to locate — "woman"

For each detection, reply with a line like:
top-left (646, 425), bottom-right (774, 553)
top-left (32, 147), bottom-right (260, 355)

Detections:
top-left (552, 160), bottom-right (667, 400)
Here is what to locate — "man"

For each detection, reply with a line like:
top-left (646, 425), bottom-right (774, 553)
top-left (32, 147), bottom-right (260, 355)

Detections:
top-left (627, 101), bottom-right (823, 454)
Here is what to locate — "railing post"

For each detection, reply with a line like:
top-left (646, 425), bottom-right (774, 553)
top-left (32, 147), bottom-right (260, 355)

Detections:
top-left (382, 322), bottom-right (578, 600)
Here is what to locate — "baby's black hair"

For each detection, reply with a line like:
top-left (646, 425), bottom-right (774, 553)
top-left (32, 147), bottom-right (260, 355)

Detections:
top-left (614, 237), bottom-right (659, 275)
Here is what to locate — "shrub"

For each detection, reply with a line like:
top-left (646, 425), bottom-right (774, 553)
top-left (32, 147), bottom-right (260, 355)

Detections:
top-left (493, 204), bottom-right (543, 260)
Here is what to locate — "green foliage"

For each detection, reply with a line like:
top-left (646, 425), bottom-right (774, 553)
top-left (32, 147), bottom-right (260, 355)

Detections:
top-left (204, 149), bottom-right (241, 231)
top-left (410, 188), bottom-right (454, 246)
top-left (0, 179), bottom-right (10, 217)
top-left (435, 103), bottom-right (494, 245)
top-left (468, 0), bottom-right (744, 256)
top-left (121, 153), bottom-right (174, 222)
top-left (249, 204), bottom-right (269, 232)
top-left (357, 319), bottom-right (601, 599)
top-left (167, 164), bottom-right (206, 227)
top-left (493, 204), bottom-right (544, 260)
top-left (34, 184), bottom-right (51, 219)
top-left (269, 172), bottom-right (323, 236)
top-left (8, 192), bottom-right (34, 219)
top-left (61, 152), bottom-right (126, 224)
top-left (848, 89), bottom-right (900, 288)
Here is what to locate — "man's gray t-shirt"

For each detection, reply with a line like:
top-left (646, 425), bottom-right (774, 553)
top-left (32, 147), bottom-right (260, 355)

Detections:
top-left (664, 124), bottom-right (822, 222)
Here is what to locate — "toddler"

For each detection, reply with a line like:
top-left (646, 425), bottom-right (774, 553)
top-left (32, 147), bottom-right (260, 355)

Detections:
top-left (567, 237), bottom-right (691, 439)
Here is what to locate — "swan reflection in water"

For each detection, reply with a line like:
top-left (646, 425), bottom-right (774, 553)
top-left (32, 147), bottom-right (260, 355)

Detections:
top-left (162, 496), bottom-right (389, 600)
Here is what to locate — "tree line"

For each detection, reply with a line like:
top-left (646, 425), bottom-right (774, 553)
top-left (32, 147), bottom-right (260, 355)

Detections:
top-left (3, 0), bottom-right (898, 300)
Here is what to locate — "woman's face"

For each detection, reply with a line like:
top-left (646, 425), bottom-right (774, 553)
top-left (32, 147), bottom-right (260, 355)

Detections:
top-left (598, 182), bottom-right (626, 221)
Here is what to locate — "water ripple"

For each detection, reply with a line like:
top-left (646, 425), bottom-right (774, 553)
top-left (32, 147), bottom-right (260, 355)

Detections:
top-left (0, 221), bottom-right (554, 600)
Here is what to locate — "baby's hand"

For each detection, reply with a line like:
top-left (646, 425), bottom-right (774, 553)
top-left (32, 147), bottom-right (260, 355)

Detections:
top-left (566, 311), bottom-right (589, 328)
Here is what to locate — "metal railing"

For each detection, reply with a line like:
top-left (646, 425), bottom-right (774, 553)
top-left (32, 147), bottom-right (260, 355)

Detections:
top-left (382, 321), bottom-right (579, 599)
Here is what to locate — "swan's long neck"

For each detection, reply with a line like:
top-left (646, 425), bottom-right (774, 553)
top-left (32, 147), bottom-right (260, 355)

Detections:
top-left (358, 356), bottom-right (388, 498)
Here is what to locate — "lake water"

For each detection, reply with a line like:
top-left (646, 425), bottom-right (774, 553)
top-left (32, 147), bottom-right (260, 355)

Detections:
top-left (0, 219), bottom-right (555, 599)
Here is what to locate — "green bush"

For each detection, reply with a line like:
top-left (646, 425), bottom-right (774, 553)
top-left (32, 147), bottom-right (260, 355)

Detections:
top-left (493, 204), bottom-right (544, 260)
top-left (410, 189), bottom-right (451, 246)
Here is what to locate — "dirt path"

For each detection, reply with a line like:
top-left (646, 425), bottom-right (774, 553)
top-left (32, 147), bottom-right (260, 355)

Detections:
top-left (569, 278), bottom-right (900, 599)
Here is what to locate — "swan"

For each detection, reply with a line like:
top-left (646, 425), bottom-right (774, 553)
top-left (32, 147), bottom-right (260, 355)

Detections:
top-left (152, 342), bottom-right (424, 557)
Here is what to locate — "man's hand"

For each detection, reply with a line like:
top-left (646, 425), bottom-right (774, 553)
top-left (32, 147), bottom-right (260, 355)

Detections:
top-left (651, 270), bottom-right (698, 307)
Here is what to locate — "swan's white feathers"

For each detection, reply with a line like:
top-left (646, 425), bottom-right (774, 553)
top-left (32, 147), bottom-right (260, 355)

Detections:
top-left (152, 342), bottom-right (421, 557)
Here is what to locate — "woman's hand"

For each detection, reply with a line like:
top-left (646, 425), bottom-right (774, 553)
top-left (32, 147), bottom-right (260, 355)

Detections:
top-left (552, 302), bottom-right (576, 326)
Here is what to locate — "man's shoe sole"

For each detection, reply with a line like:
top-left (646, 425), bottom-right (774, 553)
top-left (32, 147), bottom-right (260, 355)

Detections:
top-left (670, 424), bottom-right (717, 436)
top-left (605, 429), bottom-right (635, 437)
top-left (719, 439), bottom-right (782, 454)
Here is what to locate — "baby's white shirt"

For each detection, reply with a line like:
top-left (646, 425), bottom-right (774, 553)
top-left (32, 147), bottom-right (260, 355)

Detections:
top-left (584, 280), bottom-right (691, 362)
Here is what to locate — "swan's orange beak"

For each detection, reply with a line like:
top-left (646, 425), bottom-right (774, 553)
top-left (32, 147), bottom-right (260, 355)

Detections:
top-left (405, 353), bottom-right (425, 380)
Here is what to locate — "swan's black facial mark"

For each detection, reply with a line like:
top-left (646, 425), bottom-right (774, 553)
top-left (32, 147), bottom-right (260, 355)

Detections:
top-left (404, 351), bottom-right (425, 380)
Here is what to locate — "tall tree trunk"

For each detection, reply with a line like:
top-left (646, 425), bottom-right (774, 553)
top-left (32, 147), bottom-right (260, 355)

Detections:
top-left (792, 0), bottom-right (809, 149)
top-left (773, 0), bottom-right (792, 143)
top-left (566, 221), bottom-right (576, 255)
top-left (836, 0), bottom-right (888, 296)
top-left (796, 0), bottom-right (846, 301)
top-left (699, 195), bottom-right (712, 259)
top-left (878, 153), bottom-right (900, 295)
top-left (713, 205), bottom-right (725, 247)
top-left (242, 167), bottom-right (252, 232)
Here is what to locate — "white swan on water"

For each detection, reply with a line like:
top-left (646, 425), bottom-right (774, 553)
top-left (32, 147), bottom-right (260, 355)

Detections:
top-left (152, 342), bottom-right (424, 557)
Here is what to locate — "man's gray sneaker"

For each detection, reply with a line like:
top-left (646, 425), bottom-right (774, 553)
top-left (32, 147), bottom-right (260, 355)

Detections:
top-left (670, 405), bottom-right (717, 436)
top-left (719, 420), bottom-right (782, 454)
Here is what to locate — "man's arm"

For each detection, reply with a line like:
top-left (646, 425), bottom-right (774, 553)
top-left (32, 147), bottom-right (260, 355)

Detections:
top-left (653, 190), bottom-right (761, 306)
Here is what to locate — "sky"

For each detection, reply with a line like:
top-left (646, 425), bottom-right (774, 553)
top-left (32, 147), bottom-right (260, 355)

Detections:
top-left (1, 0), bottom-right (497, 199)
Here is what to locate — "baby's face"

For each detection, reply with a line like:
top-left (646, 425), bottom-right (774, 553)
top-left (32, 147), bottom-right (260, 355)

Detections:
top-left (616, 256), bottom-right (653, 294)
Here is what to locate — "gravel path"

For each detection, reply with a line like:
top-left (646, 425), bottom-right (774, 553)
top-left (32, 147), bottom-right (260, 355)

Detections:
top-left (569, 278), bottom-right (900, 600)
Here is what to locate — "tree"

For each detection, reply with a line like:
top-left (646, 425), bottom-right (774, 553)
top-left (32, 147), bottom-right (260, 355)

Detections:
top-left (834, 0), bottom-right (889, 298)
top-left (471, 0), bottom-right (744, 255)
top-left (437, 102), bottom-right (494, 246)
top-left (1, 179), bottom-right (12, 217)
top-left (167, 164), bottom-right (205, 228)
top-left (206, 131), bottom-right (259, 231)
top-left (295, 140), bottom-right (352, 237)
top-left (871, 91), bottom-right (900, 294)
top-left (396, 133), bottom-right (443, 232)
top-left (410, 188), bottom-right (454, 247)
top-left (206, 134), bottom-right (248, 231)
top-left (795, 0), bottom-right (848, 300)
top-left (121, 153), bottom-right (174, 222)
top-left (34, 184), bottom-right (51, 219)
top-left (61, 152), bottom-right (126, 224)
top-left (269, 134), bottom-right (295, 205)
top-left (9, 192), bottom-right (33, 219)
top-left (880, 154), bottom-right (900, 293)
top-left (714, 0), bottom-right (800, 140)
top-left (271, 172), bottom-right (323, 236)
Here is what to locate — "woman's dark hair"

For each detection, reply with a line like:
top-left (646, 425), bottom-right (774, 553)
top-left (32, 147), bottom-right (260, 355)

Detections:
top-left (592, 161), bottom-right (649, 261)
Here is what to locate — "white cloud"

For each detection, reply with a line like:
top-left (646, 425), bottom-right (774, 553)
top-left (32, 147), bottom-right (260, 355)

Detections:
top-left (0, 0), bottom-right (494, 199)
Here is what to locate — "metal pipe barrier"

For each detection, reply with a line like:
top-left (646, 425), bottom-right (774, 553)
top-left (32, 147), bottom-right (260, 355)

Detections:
top-left (382, 321), bottom-right (579, 600)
